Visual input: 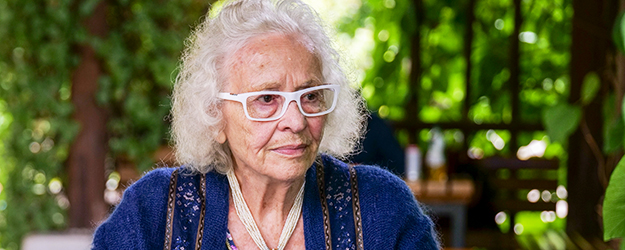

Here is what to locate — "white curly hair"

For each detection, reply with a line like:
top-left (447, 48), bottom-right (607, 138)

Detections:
top-left (171, 0), bottom-right (366, 174)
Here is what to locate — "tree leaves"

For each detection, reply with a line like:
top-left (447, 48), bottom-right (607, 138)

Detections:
top-left (0, 0), bottom-right (82, 247)
top-left (603, 89), bottom-right (625, 248)
top-left (603, 157), bottom-right (625, 246)
top-left (581, 72), bottom-right (600, 106)
top-left (604, 117), bottom-right (624, 154)
top-left (98, 0), bottom-right (206, 172)
top-left (613, 11), bottom-right (625, 53)
top-left (542, 102), bottom-right (581, 144)
top-left (0, 0), bottom-right (207, 248)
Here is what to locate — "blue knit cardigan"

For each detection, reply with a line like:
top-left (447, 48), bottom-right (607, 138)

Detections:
top-left (92, 155), bottom-right (439, 249)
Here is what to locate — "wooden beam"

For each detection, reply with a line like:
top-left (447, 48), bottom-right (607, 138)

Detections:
top-left (461, 0), bottom-right (476, 155)
top-left (493, 200), bottom-right (556, 212)
top-left (471, 157), bottom-right (559, 170)
top-left (391, 120), bottom-right (544, 131)
top-left (509, 0), bottom-right (522, 150)
top-left (407, 0), bottom-right (424, 144)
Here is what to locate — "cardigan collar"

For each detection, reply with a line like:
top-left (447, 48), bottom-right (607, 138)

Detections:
top-left (195, 161), bottom-right (326, 249)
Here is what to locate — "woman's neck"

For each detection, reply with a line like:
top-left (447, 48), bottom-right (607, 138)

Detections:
top-left (231, 166), bottom-right (306, 224)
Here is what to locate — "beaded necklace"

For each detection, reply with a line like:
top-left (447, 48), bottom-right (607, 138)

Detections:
top-left (226, 170), bottom-right (305, 250)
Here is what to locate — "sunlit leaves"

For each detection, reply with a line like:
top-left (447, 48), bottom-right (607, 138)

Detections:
top-left (519, 0), bottom-right (571, 123)
top-left (0, 0), bottom-right (81, 247)
top-left (602, 93), bottom-right (623, 154)
top-left (417, 0), bottom-right (468, 123)
top-left (336, 0), bottom-right (416, 121)
top-left (581, 72), bottom-right (600, 106)
top-left (471, 0), bottom-right (514, 123)
top-left (469, 95), bottom-right (508, 124)
top-left (603, 157), bottom-right (625, 245)
top-left (604, 118), bottom-right (624, 154)
top-left (343, 0), bottom-right (572, 156)
top-left (97, 0), bottom-right (206, 171)
top-left (542, 102), bottom-right (581, 144)
top-left (0, 0), bottom-right (208, 247)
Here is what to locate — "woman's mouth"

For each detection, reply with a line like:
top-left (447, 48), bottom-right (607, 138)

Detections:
top-left (271, 144), bottom-right (308, 156)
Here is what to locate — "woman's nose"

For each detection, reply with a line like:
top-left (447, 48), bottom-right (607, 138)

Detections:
top-left (277, 101), bottom-right (307, 132)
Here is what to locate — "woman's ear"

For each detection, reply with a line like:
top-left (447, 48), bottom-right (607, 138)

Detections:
top-left (216, 129), bottom-right (227, 144)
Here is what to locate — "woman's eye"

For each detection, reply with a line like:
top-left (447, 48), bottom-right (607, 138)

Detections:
top-left (304, 92), bottom-right (320, 101)
top-left (259, 95), bottom-right (276, 103)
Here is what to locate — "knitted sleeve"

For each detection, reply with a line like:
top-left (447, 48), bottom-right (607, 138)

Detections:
top-left (91, 167), bottom-right (175, 250)
top-left (354, 164), bottom-right (440, 249)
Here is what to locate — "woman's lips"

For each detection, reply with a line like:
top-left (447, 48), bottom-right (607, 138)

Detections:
top-left (271, 144), bottom-right (308, 156)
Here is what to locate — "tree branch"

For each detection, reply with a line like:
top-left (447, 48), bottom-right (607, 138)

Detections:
top-left (581, 118), bottom-right (608, 188)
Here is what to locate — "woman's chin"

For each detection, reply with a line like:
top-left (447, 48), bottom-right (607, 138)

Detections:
top-left (264, 156), bottom-right (314, 181)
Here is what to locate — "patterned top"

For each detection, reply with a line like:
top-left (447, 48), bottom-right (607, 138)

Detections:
top-left (171, 170), bottom-right (205, 250)
top-left (167, 161), bottom-right (359, 250)
top-left (91, 154), bottom-right (440, 250)
top-left (225, 230), bottom-right (238, 250)
top-left (223, 161), bottom-right (358, 250)
top-left (324, 164), bottom-right (357, 249)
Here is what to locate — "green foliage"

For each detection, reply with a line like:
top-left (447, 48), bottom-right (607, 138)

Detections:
top-left (337, 0), bottom-right (416, 121)
top-left (0, 0), bottom-right (81, 247)
top-left (0, 0), bottom-right (209, 247)
top-left (472, 0), bottom-right (514, 124)
top-left (338, 0), bottom-right (574, 240)
top-left (417, 0), bottom-right (468, 123)
top-left (542, 102), bottom-right (581, 144)
top-left (342, 0), bottom-right (572, 130)
top-left (589, 9), bottom-right (625, 248)
top-left (603, 117), bottom-right (624, 154)
top-left (540, 71), bottom-right (598, 146)
top-left (603, 93), bottom-right (624, 154)
top-left (581, 72), bottom-right (600, 106)
top-left (514, 211), bottom-right (566, 246)
top-left (613, 11), bottom-right (625, 53)
top-left (603, 157), bottom-right (625, 247)
top-left (95, 0), bottom-right (207, 171)
top-left (518, 0), bottom-right (572, 123)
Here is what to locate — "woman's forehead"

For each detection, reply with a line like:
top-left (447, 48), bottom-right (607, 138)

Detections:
top-left (224, 33), bottom-right (323, 92)
top-left (244, 79), bottom-right (324, 92)
top-left (230, 33), bottom-right (316, 66)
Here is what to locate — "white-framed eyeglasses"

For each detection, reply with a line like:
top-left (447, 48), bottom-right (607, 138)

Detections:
top-left (218, 84), bottom-right (340, 121)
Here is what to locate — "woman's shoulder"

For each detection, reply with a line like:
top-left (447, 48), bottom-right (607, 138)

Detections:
top-left (117, 167), bottom-right (178, 202)
top-left (125, 166), bottom-right (220, 191)
top-left (92, 167), bottom-right (178, 249)
top-left (321, 155), bottom-right (407, 190)
top-left (354, 165), bottom-right (409, 194)
top-left (320, 154), bottom-right (413, 203)
top-left (130, 167), bottom-right (176, 188)
top-left (319, 154), bottom-right (439, 248)
top-left (113, 167), bottom-right (181, 215)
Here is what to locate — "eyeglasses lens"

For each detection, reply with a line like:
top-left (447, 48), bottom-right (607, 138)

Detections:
top-left (245, 87), bottom-right (335, 119)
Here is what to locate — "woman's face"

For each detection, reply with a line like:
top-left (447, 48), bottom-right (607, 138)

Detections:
top-left (218, 33), bottom-right (325, 182)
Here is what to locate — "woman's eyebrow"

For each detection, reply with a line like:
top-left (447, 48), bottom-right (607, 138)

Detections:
top-left (248, 82), bottom-right (281, 92)
top-left (248, 79), bottom-right (323, 92)
top-left (295, 79), bottom-right (322, 91)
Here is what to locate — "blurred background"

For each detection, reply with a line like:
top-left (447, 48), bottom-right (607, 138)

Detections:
top-left (1, 0), bottom-right (624, 249)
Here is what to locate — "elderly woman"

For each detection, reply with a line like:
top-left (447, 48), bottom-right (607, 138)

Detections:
top-left (92, 0), bottom-right (439, 249)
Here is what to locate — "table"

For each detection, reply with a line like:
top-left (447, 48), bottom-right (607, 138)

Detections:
top-left (405, 179), bottom-right (475, 248)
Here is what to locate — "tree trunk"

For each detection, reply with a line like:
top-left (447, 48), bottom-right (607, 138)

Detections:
top-left (567, 0), bottom-right (618, 239)
top-left (67, 0), bottom-right (109, 228)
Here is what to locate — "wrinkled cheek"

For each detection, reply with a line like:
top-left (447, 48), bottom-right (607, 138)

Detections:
top-left (310, 117), bottom-right (326, 146)
top-left (246, 124), bottom-right (275, 155)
